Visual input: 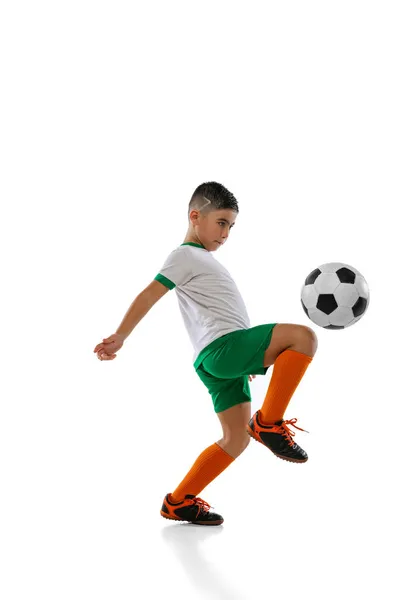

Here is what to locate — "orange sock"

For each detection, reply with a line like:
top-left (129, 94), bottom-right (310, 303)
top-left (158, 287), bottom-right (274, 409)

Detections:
top-left (170, 442), bottom-right (235, 502)
top-left (259, 349), bottom-right (313, 423)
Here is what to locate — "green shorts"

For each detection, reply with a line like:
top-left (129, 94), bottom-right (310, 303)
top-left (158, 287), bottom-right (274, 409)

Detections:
top-left (194, 323), bottom-right (278, 414)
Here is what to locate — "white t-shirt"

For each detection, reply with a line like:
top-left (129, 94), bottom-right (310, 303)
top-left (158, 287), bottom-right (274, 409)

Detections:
top-left (154, 242), bottom-right (251, 364)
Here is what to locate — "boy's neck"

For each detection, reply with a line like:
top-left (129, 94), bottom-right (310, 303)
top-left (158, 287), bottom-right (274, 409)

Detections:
top-left (183, 235), bottom-right (203, 245)
top-left (182, 239), bottom-right (206, 247)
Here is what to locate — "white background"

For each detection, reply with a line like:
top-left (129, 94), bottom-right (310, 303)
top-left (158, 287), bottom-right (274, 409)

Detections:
top-left (1, 1), bottom-right (399, 599)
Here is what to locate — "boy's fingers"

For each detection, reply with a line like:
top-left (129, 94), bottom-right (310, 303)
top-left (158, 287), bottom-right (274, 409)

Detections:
top-left (97, 352), bottom-right (116, 360)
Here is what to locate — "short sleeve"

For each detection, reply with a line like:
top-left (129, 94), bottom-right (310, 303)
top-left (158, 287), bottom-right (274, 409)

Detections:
top-left (154, 247), bottom-right (192, 290)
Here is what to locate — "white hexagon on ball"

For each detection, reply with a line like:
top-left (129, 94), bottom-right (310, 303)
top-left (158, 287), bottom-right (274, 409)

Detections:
top-left (334, 283), bottom-right (359, 307)
top-left (329, 306), bottom-right (354, 327)
top-left (300, 285), bottom-right (318, 309)
top-left (314, 272), bottom-right (340, 294)
top-left (307, 309), bottom-right (330, 327)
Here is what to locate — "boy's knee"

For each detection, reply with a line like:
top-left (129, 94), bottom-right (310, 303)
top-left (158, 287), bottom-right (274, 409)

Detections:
top-left (235, 435), bottom-right (250, 457)
top-left (219, 432), bottom-right (250, 458)
top-left (242, 435), bottom-right (251, 450)
top-left (298, 325), bottom-right (318, 353)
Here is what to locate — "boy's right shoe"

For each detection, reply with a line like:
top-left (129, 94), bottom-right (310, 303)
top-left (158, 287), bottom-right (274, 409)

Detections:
top-left (161, 493), bottom-right (224, 526)
top-left (247, 410), bottom-right (309, 463)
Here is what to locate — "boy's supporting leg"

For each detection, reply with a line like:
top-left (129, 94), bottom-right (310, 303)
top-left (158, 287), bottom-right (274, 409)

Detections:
top-left (170, 403), bottom-right (251, 502)
top-left (170, 442), bottom-right (235, 502)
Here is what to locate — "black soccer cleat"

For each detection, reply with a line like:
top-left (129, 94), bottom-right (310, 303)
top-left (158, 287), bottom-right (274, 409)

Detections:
top-left (160, 493), bottom-right (224, 526)
top-left (247, 410), bottom-right (309, 463)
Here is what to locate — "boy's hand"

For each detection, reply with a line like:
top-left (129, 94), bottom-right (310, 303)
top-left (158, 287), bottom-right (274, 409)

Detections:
top-left (248, 375), bottom-right (256, 382)
top-left (93, 333), bottom-right (125, 361)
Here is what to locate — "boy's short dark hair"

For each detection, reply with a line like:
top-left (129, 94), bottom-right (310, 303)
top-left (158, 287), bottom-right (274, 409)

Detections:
top-left (188, 182), bottom-right (239, 220)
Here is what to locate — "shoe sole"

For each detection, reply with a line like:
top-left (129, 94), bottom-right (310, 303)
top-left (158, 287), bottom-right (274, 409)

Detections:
top-left (246, 426), bottom-right (308, 463)
top-left (160, 510), bottom-right (223, 525)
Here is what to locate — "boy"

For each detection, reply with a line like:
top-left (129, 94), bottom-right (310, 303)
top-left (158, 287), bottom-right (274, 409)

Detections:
top-left (93, 182), bottom-right (318, 526)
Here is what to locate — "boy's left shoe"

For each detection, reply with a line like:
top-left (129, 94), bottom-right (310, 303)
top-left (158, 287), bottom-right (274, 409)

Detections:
top-left (160, 493), bottom-right (224, 525)
top-left (247, 410), bottom-right (309, 463)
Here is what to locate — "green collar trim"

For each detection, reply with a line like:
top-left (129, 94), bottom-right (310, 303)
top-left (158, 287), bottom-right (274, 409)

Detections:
top-left (180, 242), bottom-right (206, 249)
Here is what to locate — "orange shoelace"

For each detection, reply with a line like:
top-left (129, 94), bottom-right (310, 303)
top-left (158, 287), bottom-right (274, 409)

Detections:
top-left (279, 418), bottom-right (309, 447)
top-left (189, 497), bottom-right (212, 517)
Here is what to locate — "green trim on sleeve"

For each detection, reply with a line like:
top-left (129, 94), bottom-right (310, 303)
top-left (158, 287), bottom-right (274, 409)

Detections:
top-left (154, 273), bottom-right (176, 290)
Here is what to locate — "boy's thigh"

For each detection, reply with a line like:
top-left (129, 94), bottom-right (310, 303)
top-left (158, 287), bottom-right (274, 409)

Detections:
top-left (201, 323), bottom-right (278, 379)
top-left (262, 323), bottom-right (317, 366)
top-left (195, 364), bottom-right (251, 413)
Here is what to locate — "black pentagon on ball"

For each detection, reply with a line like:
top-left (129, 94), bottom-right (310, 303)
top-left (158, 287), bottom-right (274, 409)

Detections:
top-left (316, 294), bottom-right (338, 315)
top-left (305, 268), bottom-right (321, 285)
top-left (336, 267), bottom-right (356, 284)
top-left (324, 324), bottom-right (345, 329)
top-left (353, 296), bottom-right (367, 317)
top-left (301, 299), bottom-right (309, 316)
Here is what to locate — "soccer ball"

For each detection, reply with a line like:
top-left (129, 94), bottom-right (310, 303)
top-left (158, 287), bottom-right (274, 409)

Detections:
top-left (300, 262), bottom-right (370, 329)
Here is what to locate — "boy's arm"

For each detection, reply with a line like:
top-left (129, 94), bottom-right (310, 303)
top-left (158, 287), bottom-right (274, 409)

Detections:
top-left (116, 280), bottom-right (169, 341)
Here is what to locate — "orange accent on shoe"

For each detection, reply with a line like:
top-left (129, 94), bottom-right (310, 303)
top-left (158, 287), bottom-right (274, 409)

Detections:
top-left (247, 410), bottom-right (309, 463)
top-left (270, 418), bottom-right (309, 446)
top-left (190, 497), bottom-right (212, 519)
top-left (160, 493), bottom-right (224, 525)
top-left (250, 413), bottom-right (308, 445)
top-left (161, 495), bottom-right (211, 519)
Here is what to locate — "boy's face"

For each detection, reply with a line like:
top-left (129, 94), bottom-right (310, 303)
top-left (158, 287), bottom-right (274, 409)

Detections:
top-left (190, 209), bottom-right (237, 251)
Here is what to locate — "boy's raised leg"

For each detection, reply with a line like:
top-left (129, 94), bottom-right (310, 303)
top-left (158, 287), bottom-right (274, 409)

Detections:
top-left (247, 323), bottom-right (318, 462)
